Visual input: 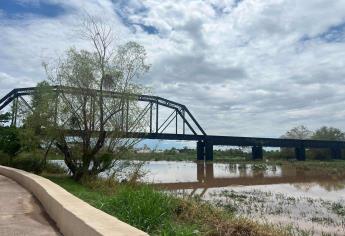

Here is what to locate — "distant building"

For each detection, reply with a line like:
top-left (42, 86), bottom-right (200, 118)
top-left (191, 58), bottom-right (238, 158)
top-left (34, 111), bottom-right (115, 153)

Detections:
top-left (154, 149), bottom-right (164, 153)
top-left (135, 144), bottom-right (151, 153)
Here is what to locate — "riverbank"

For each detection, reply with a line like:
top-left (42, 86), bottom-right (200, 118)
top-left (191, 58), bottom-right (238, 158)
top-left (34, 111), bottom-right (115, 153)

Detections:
top-left (45, 174), bottom-right (289, 236)
top-left (3, 152), bottom-right (345, 235)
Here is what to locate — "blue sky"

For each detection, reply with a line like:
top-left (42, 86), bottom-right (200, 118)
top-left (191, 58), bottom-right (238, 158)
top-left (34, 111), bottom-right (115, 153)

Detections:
top-left (1, 0), bottom-right (345, 149)
top-left (0, 1), bottom-right (65, 18)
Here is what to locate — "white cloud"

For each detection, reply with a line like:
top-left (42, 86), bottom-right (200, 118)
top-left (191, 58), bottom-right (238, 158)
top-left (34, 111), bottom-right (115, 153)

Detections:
top-left (1, 0), bottom-right (345, 139)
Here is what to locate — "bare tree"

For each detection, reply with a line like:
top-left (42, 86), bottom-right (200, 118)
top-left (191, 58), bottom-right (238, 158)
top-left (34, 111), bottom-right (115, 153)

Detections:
top-left (281, 125), bottom-right (312, 140)
top-left (280, 125), bottom-right (312, 159)
top-left (27, 17), bottom-right (150, 180)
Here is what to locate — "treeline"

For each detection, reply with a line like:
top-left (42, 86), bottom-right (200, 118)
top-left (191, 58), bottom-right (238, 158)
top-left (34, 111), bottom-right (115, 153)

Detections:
top-left (277, 125), bottom-right (345, 160)
top-left (281, 125), bottom-right (345, 141)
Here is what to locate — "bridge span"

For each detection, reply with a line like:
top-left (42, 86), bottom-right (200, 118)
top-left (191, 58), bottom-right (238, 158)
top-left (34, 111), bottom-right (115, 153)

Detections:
top-left (1, 86), bottom-right (344, 161)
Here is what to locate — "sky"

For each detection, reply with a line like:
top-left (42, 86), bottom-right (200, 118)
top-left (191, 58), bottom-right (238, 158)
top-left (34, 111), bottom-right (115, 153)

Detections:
top-left (1, 0), bottom-right (345, 148)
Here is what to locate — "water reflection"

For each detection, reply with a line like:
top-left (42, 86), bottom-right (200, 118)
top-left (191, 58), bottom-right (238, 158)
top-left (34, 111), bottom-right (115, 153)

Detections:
top-left (52, 159), bottom-right (345, 199)
top-left (146, 162), bottom-right (345, 198)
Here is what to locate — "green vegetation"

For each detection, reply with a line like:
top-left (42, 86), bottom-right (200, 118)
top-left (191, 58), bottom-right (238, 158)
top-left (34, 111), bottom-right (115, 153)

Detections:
top-left (331, 202), bottom-right (345, 217)
top-left (213, 188), bottom-right (345, 235)
top-left (117, 148), bottom-right (345, 163)
top-left (1, 17), bottom-right (151, 181)
top-left (46, 175), bottom-right (289, 236)
top-left (121, 147), bottom-right (250, 162)
top-left (0, 126), bottom-right (21, 157)
top-left (0, 151), bottom-right (66, 174)
top-left (280, 125), bottom-right (345, 160)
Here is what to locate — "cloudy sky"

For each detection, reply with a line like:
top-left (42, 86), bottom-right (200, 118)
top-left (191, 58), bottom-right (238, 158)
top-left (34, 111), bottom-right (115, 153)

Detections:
top-left (1, 0), bottom-right (345, 141)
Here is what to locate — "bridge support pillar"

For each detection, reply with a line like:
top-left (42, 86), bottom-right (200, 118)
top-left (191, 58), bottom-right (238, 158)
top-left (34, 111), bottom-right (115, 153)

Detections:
top-left (205, 141), bottom-right (213, 161)
top-left (197, 141), bottom-right (205, 161)
top-left (205, 163), bottom-right (214, 180)
top-left (252, 146), bottom-right (263, 160)
top-left (331, 147), bottom-right (342, 160)
top-left (295, 147), bottom-right (306, 161)
top-left (197, 163), bottom-right (205, 182)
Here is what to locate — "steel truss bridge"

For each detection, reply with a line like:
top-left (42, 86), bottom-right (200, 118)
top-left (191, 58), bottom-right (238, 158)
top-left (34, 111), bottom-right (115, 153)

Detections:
top-left (1, 86), bottom-right (345, 161)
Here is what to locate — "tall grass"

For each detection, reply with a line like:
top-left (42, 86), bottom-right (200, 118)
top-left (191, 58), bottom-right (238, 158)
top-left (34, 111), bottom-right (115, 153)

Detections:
top-left (47, 175), bottom-right (290, 235)
top-left (0, 152), bottom-right (66, 174)
top-left (102, 185), bottom-right (177, 232)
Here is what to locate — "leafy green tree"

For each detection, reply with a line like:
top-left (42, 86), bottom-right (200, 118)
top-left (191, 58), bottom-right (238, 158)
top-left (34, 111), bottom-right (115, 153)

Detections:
top-left (279, 125), bottom-right (312, 159)
top-left (311, 126), bottom-right (345, 141)
top-left (281, 125), bottom-right (312, 139)
top-left (0, 112), bottom-right (20, 161)
top-left (20, 81), bottom-right (57, 165)
top-left (309, 126), bottom-right (345, 160)
top-left (0, 112), bottom-right (11, 126)
top-left (24, 17), bottom-right (149, 180)
top-left (0, 127), bottom-right (21, 157)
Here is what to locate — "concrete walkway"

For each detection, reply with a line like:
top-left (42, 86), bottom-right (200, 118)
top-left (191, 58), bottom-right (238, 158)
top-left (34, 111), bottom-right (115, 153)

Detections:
top-left (0, 175), bottom-right (61, 236)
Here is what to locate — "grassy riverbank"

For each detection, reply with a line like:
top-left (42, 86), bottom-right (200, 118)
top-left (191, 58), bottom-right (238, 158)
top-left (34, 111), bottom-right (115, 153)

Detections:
top-left (45, 174), bottom-right (289, 236)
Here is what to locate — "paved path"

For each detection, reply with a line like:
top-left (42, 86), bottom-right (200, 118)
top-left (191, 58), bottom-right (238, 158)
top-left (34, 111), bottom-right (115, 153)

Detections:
top-left (0, 175), bottom-right (61, 236)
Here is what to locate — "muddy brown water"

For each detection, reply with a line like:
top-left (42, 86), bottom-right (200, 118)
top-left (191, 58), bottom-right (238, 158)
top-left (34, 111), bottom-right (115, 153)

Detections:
top-left (140, 161), bottom-right (345, 199)
top-left (140, 161), bottom-right (345, 235)
top-left (54, 160), bottom-right (345, 235)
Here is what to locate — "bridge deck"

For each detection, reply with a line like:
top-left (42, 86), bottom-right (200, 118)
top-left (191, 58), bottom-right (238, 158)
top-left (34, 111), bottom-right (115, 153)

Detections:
top-left (123, 132), bottom-right (345, 148)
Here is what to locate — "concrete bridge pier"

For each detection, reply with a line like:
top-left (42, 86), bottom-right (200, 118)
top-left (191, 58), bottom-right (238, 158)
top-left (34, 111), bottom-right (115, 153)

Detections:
top-left (205, 163), bottom-right (214, 180)
top-left (205, 141), bottom-right (213, 161)
top-left (295, 147), bottom-right (306, 161)
top-left (252, 146), bottom-right (263, 160)
top-left (197, 141), bottom-right (205, 161)
top-left (196, 140), bottom-right (213, 161)
top-left (331, 147), bottom-right (342, 159)
top-left (196, 162), bottom-right (214, 182)
top-left (197, 162), bottom-right (205, 181)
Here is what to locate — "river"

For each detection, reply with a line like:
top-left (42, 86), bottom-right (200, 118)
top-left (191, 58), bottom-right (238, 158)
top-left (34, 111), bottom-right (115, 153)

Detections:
top-left (138, 161), bottom-right (345, 235)
top-left (53, 160), bottom-right (345, 235)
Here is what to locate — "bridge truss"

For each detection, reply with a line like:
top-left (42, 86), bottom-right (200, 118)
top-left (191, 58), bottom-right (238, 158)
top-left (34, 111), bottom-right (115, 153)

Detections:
top-left (0, 86), bottom-right (207, 137)
top-left (1, 86), bottom-right (345, 161)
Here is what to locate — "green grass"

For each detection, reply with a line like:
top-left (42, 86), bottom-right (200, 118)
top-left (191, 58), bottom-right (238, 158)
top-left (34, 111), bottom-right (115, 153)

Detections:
top-left (46, 175), bottom-right (290, 236)
top-left (331, 202), bottom-right (345, 217)
top-left (46, 176), bottom-right (198, 234)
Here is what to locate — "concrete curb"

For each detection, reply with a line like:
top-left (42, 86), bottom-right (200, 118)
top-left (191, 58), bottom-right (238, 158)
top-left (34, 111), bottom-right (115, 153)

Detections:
top-left (0, 165), bottom-right (148, 236)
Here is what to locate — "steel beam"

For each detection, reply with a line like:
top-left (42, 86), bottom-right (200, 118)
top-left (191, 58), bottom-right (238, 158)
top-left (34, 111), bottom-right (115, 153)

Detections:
top-left (5, 86), bottom-right (345, 155)
top-left (0, 86), bottom-right (207, 136)
top-left (149, 102), bottom-right (152, 133)
top-left (155, 101), bottom-right (158, 133)
top-left (175, 110), bottom-right (178, 134)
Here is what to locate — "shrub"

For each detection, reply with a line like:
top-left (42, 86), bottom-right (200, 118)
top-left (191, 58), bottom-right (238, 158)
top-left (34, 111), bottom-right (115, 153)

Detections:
top-left (10, 155), bottom-right (43, 174)
top-left (102, 185), bottom-right (177, 232)
top-left (0, 152), bottom-right (44, 174)
top-left (0, 127), bottom-right (21, 157)
top-left (0, 151), bottom-right (11, 166)
top-left (44, 162), bottom-right (67, 174)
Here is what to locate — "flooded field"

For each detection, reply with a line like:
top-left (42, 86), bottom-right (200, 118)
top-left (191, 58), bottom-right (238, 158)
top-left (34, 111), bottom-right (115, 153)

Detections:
top-left (53, 160), bottom-right (345, 235)
top-left (141, 161), bottom-right (345, 235)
